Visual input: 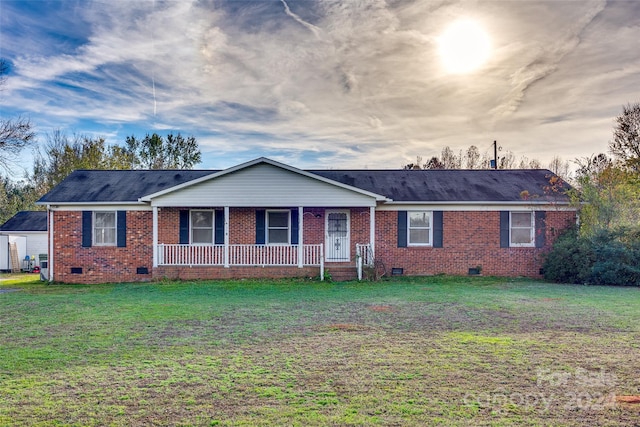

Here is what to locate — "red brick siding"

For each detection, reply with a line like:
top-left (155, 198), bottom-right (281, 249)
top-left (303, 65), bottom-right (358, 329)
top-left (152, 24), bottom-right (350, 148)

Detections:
top-left (158, 208), bottom-right (180, 244)
top-left (302, 208), bottom-right (324, 245)
top-left (51, 207), bottom-right (575, 283)
top-left (52, 210), bottom-right (152, 284)
top-left (374, 210), bottom-right (576, 277)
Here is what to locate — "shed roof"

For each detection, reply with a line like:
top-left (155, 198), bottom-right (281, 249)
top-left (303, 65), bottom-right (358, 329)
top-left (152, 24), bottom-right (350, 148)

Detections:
top-left (0, 211), bottom-right (48, 232)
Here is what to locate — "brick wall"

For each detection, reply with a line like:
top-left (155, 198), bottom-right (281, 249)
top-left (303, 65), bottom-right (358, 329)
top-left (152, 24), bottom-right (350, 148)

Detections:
top-left (374, 210), bottom-right (576, 277)
top-left (52, 210), bottom-right (152, 284)
top-left (51, 207), bottom-right (575, 283)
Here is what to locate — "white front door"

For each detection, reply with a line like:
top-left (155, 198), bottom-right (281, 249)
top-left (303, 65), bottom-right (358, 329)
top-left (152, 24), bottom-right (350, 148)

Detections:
top-left (325, 210), bottom-right (350, 262)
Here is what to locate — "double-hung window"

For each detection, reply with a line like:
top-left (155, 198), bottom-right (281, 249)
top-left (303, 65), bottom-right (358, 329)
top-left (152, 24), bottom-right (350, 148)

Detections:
top-left (93, 211), bottom-right (116, 246)
top-left (510, 212), bottom-right (534, 247)
top-left (267, 210), bottom-right (290, 244)
top-left (408, 211), bottom-right (432, 246)
top-left (191, 210), bottom-right (214, 244)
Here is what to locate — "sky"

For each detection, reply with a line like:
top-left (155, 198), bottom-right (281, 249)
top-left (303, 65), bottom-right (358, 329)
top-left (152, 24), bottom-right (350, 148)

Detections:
top-left (1, 0), bottom-right (639, 176)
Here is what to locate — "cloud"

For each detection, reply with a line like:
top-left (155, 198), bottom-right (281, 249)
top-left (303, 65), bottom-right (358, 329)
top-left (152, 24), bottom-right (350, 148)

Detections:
top-left (1, 0), bottom-right (640, 172)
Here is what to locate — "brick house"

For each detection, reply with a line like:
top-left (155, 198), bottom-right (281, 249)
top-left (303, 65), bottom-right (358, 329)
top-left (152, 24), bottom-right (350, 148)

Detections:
top-left (37, 157), bottom-right (576, 284)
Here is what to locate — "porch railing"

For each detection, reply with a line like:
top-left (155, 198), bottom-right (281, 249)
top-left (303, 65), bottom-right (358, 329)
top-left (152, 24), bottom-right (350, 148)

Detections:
top-left (356, 243), bottom-right (374, 281)
top-left (157, 244), bottom-right (324, 268)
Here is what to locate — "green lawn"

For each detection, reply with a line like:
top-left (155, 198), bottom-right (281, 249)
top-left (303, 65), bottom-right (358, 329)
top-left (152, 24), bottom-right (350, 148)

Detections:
top-left (1, 274), bottom-right (639, 426)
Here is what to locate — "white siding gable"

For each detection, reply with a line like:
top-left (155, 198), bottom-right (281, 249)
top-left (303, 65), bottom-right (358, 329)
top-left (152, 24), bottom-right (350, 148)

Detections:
top-left (149, 163), bottom-right (377, 207)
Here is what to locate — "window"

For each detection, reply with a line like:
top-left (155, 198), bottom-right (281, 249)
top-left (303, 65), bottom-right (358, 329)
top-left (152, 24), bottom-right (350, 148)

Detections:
top-left (93, 211), bottom-right (116, 246)
top-left (408, 211), bottom-right (432, 246)
top-left (510, 212), bottom-right (534, 247)
top-left (267, 210), bottom-right (290, 244)
top-left (191, 210), bottom-right (214, 244)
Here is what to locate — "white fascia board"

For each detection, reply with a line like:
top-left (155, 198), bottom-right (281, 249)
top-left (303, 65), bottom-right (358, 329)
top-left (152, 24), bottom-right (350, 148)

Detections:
top-left (376, 201), bottom-right (575, 211)
top-left (139, 157), bottom-right (389, 203)
top-left (47, 203), bottom-right (152, 211)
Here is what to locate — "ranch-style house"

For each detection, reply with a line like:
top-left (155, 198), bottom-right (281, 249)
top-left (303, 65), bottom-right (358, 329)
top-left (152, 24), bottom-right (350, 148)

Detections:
top-left (37, 157), bottom-right (576, 284)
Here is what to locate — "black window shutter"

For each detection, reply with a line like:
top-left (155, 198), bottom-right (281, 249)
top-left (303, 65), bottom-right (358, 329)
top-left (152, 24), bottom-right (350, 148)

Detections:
top-left (256, 210), bottom-right (266, 244)
top-left (535, 211), bottom-right (546, 248)
top-left (291, 209), bottom-right (299, 245)
top-left (82, 211), bottom-right (92, 247)
top-left (499, 211), bottom-right (510, 248)
top-left (397, 211), bottom-right (407, 248)
top-left (215, 210), bottom-right (225, 245)
top-left (117, 211), bottom-right (127, 247)
top-left (179, 210), bottom-right (189, 244)
top-left (433, 211), bottom-right (443, 248)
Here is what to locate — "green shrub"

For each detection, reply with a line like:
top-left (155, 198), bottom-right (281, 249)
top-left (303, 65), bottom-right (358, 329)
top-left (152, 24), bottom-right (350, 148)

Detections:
top-left (543, 226), bottom-right (640, 286)
top-left (542, 227), bottom-right (593, 284)
top-left (589, 228), bottom-right (640, 286)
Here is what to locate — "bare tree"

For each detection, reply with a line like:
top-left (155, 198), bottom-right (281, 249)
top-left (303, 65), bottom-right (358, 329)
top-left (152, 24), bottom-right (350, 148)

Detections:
top-left (548, 156), bottom-right (571, 180)
top-left (610, 102), bottom-right (640, 173)
top-left (0, 59), bottom-right (36, 173)
top-left (574, 153), bottom-right (613, 182)
top-left (441, 146), bottom-right (462, 169)
top-left (465, 145), bottom-right (481, 169)
top-left (424, 156), bottom-right (444, 169)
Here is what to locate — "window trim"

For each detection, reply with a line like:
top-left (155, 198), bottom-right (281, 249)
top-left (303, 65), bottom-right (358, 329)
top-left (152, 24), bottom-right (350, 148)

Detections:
top-left (93, 211), bottom-right (117, 246)
top-left (190, 210), bottom-right (215, 245)
top-left (509, 211), bottom-right (535, 247)
top-left (266, 209), bottom-right (291, 245)
top-left (407, 210), bottom-right (433, 247)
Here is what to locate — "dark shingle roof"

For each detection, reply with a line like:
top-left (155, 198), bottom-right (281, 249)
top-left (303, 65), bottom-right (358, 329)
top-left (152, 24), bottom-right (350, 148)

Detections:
top-left (37, 167), bottom-right (570, 204)
top-left (38, 170), bottom-right (217, 203)
top-left (310, 169), bottom-right (568, 202)
top-left (0, 211), bottom-right (48, 231)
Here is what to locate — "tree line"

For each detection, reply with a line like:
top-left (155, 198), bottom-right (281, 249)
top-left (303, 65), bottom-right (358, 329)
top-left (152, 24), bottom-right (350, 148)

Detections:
top-left (402, 146), bottom-right (571, 180)
top-left (0, 130), bottom-right (202, 224)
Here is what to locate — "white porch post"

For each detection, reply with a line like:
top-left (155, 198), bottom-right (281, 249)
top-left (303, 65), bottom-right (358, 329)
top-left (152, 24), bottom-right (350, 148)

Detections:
top-left (224, 206), bottom-right (230, 268)
top-left (298, 206), bottom-right (304, 268)
top-left (152, 206), bottom-right (158, 268)
top-left (369, 206), bottom-right (375, 259)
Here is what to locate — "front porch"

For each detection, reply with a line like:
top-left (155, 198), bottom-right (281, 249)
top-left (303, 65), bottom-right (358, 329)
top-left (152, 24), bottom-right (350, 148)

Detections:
top-left (150, 203), bottom-right (377, 281)
top-left (155, 242), bottom-right (374, 281)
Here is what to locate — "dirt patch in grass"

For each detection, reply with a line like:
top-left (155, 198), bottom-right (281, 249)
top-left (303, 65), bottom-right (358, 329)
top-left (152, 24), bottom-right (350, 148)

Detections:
top-left (368, 304), bottom-right (396, 312)
top-left (321, 323), bottom-right (371, 332)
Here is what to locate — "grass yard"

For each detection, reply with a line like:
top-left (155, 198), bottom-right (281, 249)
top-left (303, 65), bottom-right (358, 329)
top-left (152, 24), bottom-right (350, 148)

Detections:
top-left (0, 274), bottom-right (639, 426)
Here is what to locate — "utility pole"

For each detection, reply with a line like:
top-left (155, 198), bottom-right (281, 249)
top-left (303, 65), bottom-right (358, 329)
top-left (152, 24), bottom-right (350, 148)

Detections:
top-left (490, 141), bottom-right (502, 169)
top-left (492, 140), bottom-right (498, 169)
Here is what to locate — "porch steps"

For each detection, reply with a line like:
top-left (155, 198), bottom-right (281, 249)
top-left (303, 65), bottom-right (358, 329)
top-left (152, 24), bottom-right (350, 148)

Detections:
top-left (326, 264), bottom-right (358, 282)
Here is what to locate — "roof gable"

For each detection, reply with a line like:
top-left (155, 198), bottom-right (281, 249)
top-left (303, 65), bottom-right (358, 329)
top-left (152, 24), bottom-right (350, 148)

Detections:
top-left (142, 158), bottom-right (386, 207)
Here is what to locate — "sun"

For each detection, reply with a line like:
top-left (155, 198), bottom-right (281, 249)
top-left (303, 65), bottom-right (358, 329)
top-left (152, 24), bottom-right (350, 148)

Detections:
top-left (438, 19), bottom-right (491, 74)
